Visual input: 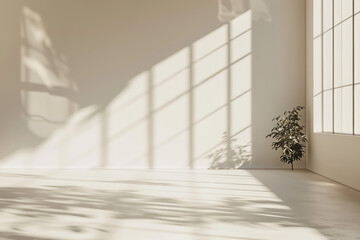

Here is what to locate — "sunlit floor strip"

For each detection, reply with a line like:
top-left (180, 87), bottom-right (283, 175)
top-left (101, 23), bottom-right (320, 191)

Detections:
top-left (0, 170), bottom-right (359, 240)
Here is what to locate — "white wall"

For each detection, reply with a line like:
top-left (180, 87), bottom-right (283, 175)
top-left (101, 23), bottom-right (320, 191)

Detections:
top-left (0, 0), bottom-right (305, 169)
top-left (306, 0), bottom-right (360, 191)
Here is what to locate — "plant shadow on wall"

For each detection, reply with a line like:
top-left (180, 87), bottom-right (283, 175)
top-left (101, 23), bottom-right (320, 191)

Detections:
top-left (208, 132), bottom-right (252, 169)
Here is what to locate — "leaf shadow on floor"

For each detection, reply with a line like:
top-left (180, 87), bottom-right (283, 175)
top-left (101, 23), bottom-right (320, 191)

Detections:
top-left (0, 172), bottom-right (324, 240)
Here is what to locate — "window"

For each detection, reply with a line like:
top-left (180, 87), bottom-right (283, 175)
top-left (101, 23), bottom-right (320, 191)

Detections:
top-left (313, 0), bottom-right (360, 134)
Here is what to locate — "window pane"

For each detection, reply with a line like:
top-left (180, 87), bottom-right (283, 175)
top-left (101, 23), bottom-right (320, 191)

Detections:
top-left (342, 0), bottom-right (353, 20)
top-left (314, 37), bottom-right (322, 95)
top-left (314, 0), bottom-right (322, 37)
top-left (334, 25), bottom-right (342, 88)
top-left (342, 86), bottom-right (353, 134)
top-left (335, 87), bottom-right (353, 134)
top-left (355, 84), bottom-right (360, 134)
top-left (342, 18), bottom-right (353, 86)
top-left (323, 0), bottom-right (333, 31)
top-left (356, 16), bottom-right (360, 134)
top-left (334, 88), bottom-right (342, 133)
top-left (324, 90), bottom-right (333, 132)
top-left (314, 94), bottom-right (323, 132)
top-left (355, 14), bottom-right (360, 84)
top-left (356, 0), bottom-right (360, 14)
top-left (354, 14), bottom-right (360, 134)
top-left (313, 29), bottom-right (322, 133)
top-left (354, 13), bottom-right (360, 134)
top-left (323, 30), bottom-right (333, 90)
top-left (334, 0), bottom-right (342, 25)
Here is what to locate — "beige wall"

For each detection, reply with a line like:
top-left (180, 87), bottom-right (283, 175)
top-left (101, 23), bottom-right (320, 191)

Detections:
top-left (306, 0), bottom-right (360, 191)
top-left (0, 0), bottom-right (305, 169)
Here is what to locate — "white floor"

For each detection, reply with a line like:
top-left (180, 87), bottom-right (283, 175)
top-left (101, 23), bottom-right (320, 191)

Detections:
top-left (0, 170), bottom-right (359, 240)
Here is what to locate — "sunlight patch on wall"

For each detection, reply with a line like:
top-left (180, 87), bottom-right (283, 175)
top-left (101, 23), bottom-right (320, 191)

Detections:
top-left (193, 71), bottom-right (228, 165)
top-left (106, 72), bottom-right (149, 168)
top-left (194, 10), bottom-right (252, 169)
top-left (152, 48), bottom-right (190, 168)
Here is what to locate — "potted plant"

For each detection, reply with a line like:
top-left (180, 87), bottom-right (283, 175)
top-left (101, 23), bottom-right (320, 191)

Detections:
top-left (266, 106), bottom-right (307, 170)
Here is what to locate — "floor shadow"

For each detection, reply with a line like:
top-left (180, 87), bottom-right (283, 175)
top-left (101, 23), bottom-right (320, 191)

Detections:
top-left (249, 170), bottom-right (360, 240)
top-left (0, 171), bottom-right (329, 240)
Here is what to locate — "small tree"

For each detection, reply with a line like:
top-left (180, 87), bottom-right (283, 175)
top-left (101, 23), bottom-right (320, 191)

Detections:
top-left (266, 106), bottom-right (307, 170)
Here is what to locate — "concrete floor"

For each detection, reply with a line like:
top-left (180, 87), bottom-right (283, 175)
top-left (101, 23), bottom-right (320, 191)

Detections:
top-left (0, 170), bottom-right (359, 240)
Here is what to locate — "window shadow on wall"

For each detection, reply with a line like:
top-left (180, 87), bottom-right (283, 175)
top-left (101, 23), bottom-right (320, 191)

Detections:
top-left (1, 0), bottom-right (256, 169)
